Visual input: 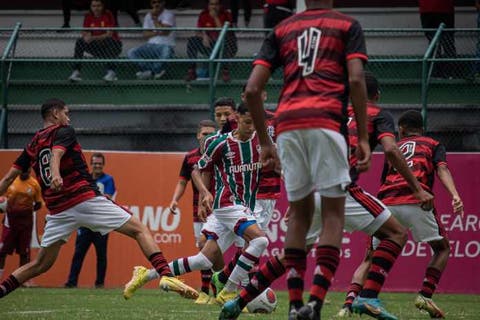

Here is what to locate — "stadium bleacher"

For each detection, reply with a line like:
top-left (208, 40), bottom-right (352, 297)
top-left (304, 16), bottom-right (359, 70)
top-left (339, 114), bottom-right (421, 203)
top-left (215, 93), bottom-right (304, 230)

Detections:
top-left (1, 6), bottom-right (479, 151)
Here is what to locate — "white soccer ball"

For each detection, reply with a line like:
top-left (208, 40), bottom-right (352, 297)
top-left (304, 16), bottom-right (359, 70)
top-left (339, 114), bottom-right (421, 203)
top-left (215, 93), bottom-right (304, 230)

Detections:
top-left (246, 288), bottom-right (278, 314)
top-left (0, 196), bottom-right (7, 213)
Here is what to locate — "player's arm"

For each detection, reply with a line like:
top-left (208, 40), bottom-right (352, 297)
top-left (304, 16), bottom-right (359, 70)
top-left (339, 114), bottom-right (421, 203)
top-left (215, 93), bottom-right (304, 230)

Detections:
top-left (380, 136), bottom-right (433, 207)
top-left (0, 149), bottom-right (30, 195)
top-left (0, 167), bottom-right (21, 195)
top-left (348, 58), bottom-right (370, 172)
top-left (50, 148), bottom-right (65, 192)
top-left (437, 165), bottom-right (463, 216)
top-left (432, 143), bottom-right (462, 215)
top-left (169, 179), bottom-right (187, 214)
top-left (191, 168), bottom-right (213, 221)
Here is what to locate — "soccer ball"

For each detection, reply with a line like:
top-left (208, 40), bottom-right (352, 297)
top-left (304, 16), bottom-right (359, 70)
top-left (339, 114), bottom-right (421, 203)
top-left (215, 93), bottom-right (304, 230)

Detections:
top-left (0, 196), bottom-right (7, 213)
top-left (246, 288), bottom-right (278, 313)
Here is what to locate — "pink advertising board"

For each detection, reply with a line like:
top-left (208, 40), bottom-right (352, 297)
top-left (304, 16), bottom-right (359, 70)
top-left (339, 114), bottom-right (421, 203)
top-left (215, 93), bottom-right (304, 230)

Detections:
top-left (260, 153), bottom-right (479, 294)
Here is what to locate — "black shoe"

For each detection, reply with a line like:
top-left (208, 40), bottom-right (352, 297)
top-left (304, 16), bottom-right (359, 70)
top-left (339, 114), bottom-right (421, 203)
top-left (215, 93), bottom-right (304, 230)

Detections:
top-left (64, 283), bottom-right (76, 288)
top-left (297, 301), bottom-right (320, 320)
top-left (57, 24), bottom-right (71, 33)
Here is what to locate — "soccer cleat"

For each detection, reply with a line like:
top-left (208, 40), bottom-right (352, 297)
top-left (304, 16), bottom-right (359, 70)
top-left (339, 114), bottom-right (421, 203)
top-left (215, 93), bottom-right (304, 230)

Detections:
top-left (216, 289), bottom-right (238, 305)
top-left (211, 271), bottom-right (225, 297)
top-left (159, 276), bottom-right (199, 300)
top-left (154, 70), bottom-right (166, 79)
top-left (123, 266), bottom-right (149, 300)
top-left (68, 70), bottom-right (82, 82)
top-left (296, 301), bottom-right (320, 320)
top-left (195, 291), bottom-right (211, 304)
top-left (352, 297), bottom-right (398, 320)
top-left (336, 305), bottom-right (353, 318)
top-left (219, 296), bottom-right (242, 320)
top-left (414, 294), bottom-right (445, 318)
top-left (288, 308), bottom-right (300, 320)
top-left (103, 70), bottom-right (118, 82)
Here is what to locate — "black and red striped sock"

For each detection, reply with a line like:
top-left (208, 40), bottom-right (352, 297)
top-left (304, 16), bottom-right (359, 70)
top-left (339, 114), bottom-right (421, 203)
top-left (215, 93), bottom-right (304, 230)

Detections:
top-left (218, 247), bottom-right (243, 284)
top-left (308, 245), bottom-right (340, 310)
top-left (149, 252), bottom-right (173, 277)
top-left (343, 282), bottom-right (363, 308)
top-left (285, 248), bottom-right (307, 310)
top-left (200, 269), bottom-right (212, 294)
top-left (360, 239), bottom-right (402, 298)
top-left (0, 275), bottom-right (20, 298)
top-left (238, 255), bottom-right (285, 309)
top-left (419, 267), bottom-right (442, 298)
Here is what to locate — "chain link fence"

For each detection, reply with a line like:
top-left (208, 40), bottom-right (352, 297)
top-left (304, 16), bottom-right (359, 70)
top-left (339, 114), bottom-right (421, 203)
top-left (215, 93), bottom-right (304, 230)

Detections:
top-left (1, 26), bottom-right (479, 151)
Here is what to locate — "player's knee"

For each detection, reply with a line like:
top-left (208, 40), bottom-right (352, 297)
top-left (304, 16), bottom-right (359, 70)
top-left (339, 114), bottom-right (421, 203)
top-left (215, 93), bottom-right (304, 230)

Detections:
top-left (248, 236), bottom-right (269, 255)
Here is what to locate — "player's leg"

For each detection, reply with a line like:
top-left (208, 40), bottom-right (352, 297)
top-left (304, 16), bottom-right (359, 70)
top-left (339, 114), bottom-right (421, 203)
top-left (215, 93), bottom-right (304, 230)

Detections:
top-left (0, 225), bottom-right (14, 280)
top-left (195, 227), bottom-right (213, 303)
top-left (0, 241), bottom-right (63, 298)
top-left (65, 228), bottom-right (93, 287)
top-left (219, 198), bottom-right (323, 320)
top-left (92, 232), bottom-right (108, 288)
top-left (217, 222), bottom-right (268, 303)
top-left (337, 246), bottom-right (372, 317)
top-left (297, 129), bottom-right (350, 320)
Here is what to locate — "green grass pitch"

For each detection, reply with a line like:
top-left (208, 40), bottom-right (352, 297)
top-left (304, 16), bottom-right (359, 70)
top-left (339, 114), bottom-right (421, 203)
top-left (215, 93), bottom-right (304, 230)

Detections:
top-left (0, 288), bottom-right (478, 319)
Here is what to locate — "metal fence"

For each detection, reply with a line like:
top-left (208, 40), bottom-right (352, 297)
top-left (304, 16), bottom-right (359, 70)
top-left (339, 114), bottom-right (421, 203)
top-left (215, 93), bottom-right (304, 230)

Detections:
top-left (1, 24), bottom-right (479, 151)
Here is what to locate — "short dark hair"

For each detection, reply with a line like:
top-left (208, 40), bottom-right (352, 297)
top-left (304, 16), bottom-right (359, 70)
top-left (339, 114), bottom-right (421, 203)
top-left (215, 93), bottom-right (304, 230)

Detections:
top-left (41, 98), bottom-right (66, 119)
top-left (398, 110), bottom-right (423, 131)
top-left (365, 71), bottom-right (379, 100)
top-left (214, 97), bottom-right (236, 111)
top-left (91, 152), bottom-right (105, 164)
top-left (237, 102), bottom-right (249, 115)
top-left (197, 119), bottom-right (216, 133)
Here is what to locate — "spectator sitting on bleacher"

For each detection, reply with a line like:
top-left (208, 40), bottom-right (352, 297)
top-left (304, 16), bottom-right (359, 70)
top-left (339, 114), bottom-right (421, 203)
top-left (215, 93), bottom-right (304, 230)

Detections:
top-left (68, 0), bottom-right (123, 82)
top-left (127, 0), bottom-right (175, 80)
top-left (185, 0), bottom-right (237, 82)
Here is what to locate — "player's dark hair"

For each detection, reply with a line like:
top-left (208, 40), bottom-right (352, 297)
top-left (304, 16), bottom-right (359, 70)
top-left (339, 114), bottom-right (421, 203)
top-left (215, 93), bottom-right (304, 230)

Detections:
top-left (398, 110), bottom-right (423, 131)
top-left (41, 98), bottom-right (66, 119)
top-left (197, 119), bottom-right (216, 132)
top-left (237, 102), bottom-right (249, 115)
top-left (214, 97), bottom-right (236, 111)
top-left (91, 152), bottom-right (105, 164)
top-left (365, 71), bottom-right (379, 100)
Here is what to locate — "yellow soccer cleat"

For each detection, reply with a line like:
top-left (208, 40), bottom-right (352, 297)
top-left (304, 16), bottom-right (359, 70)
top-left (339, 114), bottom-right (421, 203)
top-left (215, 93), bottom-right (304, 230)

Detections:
top-left (123, 266), bottom-right (149, 300)
top-left (415, 294), bottom-right (445, 318)
top-left (159, 276), bottom-right (199, 300)
top-left (215, 289), bottom-right (238, 305)
top-left (194, 291), bottom-right (211, 304)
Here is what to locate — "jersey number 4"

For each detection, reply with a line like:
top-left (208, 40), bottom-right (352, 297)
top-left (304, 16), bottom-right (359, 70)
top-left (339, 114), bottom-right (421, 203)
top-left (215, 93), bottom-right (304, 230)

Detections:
top-left (297, 27), bottom-right (322, 77)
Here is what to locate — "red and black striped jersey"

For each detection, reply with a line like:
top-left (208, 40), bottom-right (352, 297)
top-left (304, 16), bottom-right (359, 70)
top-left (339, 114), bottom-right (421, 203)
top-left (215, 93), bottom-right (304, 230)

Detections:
top-left (179, 147), bottom-right (203, 222)
top-left (347, 103), bottom-right (395, 182)
top-left (13, 125), bottom-right (100, 214)
top-left (254, 8), bottom-right (368, 136)
top-left (378, 135), bottom-right (447, 205)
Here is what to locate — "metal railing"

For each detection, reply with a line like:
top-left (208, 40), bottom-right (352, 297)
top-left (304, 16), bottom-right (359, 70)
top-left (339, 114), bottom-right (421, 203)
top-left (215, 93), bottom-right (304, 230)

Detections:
top-left (0, 24), bottom-right (479, 150)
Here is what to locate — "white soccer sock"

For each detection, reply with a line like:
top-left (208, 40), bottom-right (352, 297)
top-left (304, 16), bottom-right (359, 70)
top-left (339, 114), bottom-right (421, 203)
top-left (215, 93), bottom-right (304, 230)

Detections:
top-left (168, 252), bottom-right (213, 276)
top-left (146, 268), bottom-right (160, 281)
top-left (225, 236), bottom-right (268, 292)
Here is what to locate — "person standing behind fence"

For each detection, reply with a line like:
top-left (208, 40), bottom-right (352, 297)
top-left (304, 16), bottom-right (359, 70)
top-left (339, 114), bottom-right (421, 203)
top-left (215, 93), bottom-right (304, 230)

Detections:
top-left (64, 153), bottom-right (116, 288)
top-left (418, 0), bottom-right (456, 78)
top-left (229, 0), bottom-right (252, 28)
top-left (0, 170), bottom-right (43, 282)
top-left (128, 0), bottom-right (176, 80)
top-left (68, 0), bottom-right (123, 82)
top-left (263, 0), bottom-right (295, 29)
top-left (185, 0), bottom-right (237, 83)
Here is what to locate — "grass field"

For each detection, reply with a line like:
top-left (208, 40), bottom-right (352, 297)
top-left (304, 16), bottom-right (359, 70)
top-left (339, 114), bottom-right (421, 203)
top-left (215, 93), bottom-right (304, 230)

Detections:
top-left (0, 288), bottom-right (479, 320)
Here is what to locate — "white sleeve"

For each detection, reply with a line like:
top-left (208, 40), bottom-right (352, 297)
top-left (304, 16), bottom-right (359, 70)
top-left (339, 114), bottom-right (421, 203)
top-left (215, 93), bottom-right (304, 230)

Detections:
top-left (161, 10), bottom-right (176, 27)
top-left (143, 13), bottom-right (153, 29)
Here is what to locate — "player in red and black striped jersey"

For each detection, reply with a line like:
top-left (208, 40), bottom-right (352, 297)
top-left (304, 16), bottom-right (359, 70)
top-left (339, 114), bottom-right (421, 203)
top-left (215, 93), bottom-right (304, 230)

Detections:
top-left (169, 120), bottom-right (216, 301)
top-left (334, 73), bottom-right (433, 319)
top-left (377, 110), bottom-right (463, 318)
top-left (0, 98), bottom-right (198, 300)
top-left (244, 1), bottom-right (371, 318)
